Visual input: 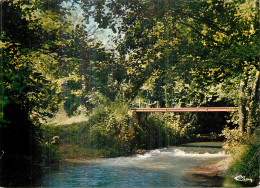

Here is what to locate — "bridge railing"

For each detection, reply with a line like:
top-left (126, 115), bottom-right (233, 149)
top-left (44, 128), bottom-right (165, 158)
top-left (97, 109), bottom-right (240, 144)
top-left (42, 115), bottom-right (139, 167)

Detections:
top-left (131, 107), bottom-right (239, 112)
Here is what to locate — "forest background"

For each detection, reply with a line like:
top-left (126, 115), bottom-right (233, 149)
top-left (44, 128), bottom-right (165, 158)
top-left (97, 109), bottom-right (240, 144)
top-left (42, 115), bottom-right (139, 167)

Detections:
top-left (0, 0), bottom-right (259, 186)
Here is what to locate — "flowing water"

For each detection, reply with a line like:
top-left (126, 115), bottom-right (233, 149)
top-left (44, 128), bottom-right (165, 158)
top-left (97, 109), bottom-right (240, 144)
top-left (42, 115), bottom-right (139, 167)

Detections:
top-left (33, 142), bottom-right (232, 187)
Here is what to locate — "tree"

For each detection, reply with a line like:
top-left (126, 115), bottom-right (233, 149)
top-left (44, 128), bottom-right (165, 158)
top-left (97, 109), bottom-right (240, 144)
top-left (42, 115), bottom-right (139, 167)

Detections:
top-left (81, 0), bottom-right (259, 134)
top-left (0, 0), bottom-right (84, 185)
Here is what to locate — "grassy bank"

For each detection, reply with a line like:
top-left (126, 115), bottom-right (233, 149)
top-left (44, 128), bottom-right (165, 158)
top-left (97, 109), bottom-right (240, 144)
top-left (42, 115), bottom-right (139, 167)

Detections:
top-left (221, 127), bottom-right (260, 186)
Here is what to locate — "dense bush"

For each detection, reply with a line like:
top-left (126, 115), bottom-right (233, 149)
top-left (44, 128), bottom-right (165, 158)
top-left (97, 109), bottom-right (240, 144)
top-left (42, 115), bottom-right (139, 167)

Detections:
top-left (88, 92), bottom-right (133, 156)
top-left (221, 126), bottom-right (247, 153)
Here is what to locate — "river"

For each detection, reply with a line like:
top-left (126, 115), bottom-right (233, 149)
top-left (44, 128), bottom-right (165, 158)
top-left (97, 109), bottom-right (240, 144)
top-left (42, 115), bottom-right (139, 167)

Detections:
top-left (33, 142), bottom-right (232, 187)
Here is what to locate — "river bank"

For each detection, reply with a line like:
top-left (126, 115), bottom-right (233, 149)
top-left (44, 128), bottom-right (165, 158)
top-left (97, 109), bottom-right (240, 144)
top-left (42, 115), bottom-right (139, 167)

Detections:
top-left (185, 157), bottom-right (259, 187)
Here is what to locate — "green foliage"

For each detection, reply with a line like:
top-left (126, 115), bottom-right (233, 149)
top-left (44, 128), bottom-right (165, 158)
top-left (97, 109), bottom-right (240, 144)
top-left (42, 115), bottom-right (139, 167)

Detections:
top-left (88, 91), bottom-right (132, 155)
top-left (42, 91), bottom-right (198, 158)
top-left (82, 0), bottom-right (259, 117)
top-left (0, 0), bottom-right (85, 185)
top-left (221, 126), bottom-right (247, 154)
top-left (132, 113), bottom-right (197, 150)
top-left (225, 129), bottom-right (260, 184)
top-left (1, 0), bottom-right (259, 184)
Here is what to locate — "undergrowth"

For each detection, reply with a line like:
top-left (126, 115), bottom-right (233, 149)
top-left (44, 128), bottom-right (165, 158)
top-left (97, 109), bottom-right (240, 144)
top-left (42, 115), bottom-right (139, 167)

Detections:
top-left (222, 127), bottom-right (260, 185)
top-left (42, 93), bottom-right (198, 160)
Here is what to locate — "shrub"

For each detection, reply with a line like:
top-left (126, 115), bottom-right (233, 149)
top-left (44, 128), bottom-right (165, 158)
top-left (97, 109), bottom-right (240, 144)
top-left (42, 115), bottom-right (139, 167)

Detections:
top-left (221, 126), bottom-right (247, 154)
top-left (88, 92), bottom-right (133, 155)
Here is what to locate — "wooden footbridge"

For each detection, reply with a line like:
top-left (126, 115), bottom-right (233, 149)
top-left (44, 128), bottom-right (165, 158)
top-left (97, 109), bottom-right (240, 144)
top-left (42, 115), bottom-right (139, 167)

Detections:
top-left (131, 107), bottom-right (239, 113)
top-left (129, 107), bottom-right (244, 137)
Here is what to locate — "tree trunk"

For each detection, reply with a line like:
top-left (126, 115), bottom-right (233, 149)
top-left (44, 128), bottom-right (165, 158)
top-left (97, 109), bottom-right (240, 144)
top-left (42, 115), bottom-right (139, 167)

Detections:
top-left (246, 70), bottom-right (259, 138)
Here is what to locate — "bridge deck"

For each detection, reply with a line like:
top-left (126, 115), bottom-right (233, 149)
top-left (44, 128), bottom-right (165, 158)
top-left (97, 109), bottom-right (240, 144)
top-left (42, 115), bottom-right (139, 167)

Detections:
top-left (131, 107), bottom-right (239, 112)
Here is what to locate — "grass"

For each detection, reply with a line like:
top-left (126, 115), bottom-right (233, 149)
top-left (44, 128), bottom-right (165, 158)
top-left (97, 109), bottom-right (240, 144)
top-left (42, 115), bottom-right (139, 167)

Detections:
top-left (225, 128), bottom-right (260, 185)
